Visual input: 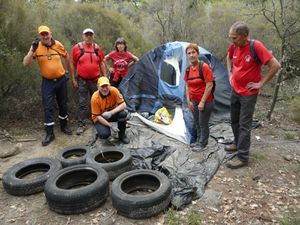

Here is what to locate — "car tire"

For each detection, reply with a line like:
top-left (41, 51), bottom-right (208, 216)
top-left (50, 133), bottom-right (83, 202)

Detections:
top-left (56, 145), bottom-right (90, 168)
top-left (86, 147), bottom-right (132, 180)
top-left (44, 164), bottom-right (109, 215)
top-left (111, 169), bottom-right (171, 219)
top-left (2, 157), bottom-right (62, 196)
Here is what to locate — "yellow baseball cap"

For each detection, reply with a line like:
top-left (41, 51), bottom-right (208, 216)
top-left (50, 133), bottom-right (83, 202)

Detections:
top-left (98, 77), bottom-right (110, 87)
top-left (38, 25), bottom-right (50, 34)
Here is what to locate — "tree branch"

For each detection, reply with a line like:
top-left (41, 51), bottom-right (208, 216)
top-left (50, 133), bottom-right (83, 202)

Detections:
top-left (286, 28), bottom-right (300, 37)
top-left (262, 7), bottom-right (283, 39)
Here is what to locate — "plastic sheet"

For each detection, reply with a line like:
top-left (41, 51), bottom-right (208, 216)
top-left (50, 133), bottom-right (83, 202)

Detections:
top-left (130, 141), bottom-right (225, 210)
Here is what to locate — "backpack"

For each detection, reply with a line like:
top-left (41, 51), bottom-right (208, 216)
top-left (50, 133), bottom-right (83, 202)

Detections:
top-left (186, 61), bottom-right (216, 96)
top-left (231, 39), bottom-right (261, 72)
top-left (76, 42), bottom-right (100, 63)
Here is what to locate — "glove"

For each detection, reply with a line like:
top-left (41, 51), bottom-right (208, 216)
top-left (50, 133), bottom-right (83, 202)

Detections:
top-left (110, 125), bottom-right (119, 133)
top-left (102, 111), bottom-right (113, 119)
top-left (31, 38), bottom-right (39, 52)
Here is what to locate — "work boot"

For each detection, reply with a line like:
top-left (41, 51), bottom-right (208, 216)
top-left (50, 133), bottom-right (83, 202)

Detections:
top-left (190, 142), bottom-right (206, 152)
top-left (190, 142), bottom-right (200, 148)
top-left (226, 156), bottom-right (248, 169)
top-left (60, 119), bottom-right (72, 135)
top-left (224, 144), bottom-right (237, 152)
top-left (42, 126), bottom-right (55, 146)
top-left (76, 125), bottom-right (85, 135)
top-left (119, 132), bottom-right (130, 144)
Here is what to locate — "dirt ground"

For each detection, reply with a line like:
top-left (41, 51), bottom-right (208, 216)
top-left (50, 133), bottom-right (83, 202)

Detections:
top-left (0, 95), bottom-right (299, 225)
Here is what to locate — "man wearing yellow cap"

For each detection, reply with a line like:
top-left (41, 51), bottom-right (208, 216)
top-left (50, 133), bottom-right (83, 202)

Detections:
top-left (91, 77), bottom-right (130, 144)
top-left (23, 25), bottom-right (72, 146)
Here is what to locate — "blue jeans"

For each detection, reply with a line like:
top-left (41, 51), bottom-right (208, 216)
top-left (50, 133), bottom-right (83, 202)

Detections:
top-left (230, 90), bottom-right (258, 162)
top-left (94, 110), bottom-right (128, 139)
top-left (77, 77), bottom-right (98, 126)
top-left (42, 75), bottom-right (68, 126)
top-left (192, 100), bottom-right (214, 147)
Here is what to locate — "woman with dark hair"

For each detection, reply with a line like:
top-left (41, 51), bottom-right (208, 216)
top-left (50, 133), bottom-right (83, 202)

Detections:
top-left (104, 37), bottom-right (139, 87)
top-left (184, 43), bottom-right (214, 150)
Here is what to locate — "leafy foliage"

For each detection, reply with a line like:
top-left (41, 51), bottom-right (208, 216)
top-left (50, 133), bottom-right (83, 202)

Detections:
top-left (0, 0), bottom-right (299, 121)
top-left (289, 96), bottom-right (300, 122)
top-left (0, 0), bottom-right (149, 120)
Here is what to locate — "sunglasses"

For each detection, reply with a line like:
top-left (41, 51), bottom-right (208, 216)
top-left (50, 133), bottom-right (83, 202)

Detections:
top-left (84, 32), bottom-right (94, 36)
top-left (40, 32), bottom-right (49, 37)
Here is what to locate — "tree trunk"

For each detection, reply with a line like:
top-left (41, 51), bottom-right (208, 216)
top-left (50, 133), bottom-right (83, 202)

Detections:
top-left (267, 70), bottom-right (282, 120)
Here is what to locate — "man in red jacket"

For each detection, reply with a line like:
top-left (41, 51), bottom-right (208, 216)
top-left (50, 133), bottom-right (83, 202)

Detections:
top-left (225, 21), bottom-right (281, 169)
top-left (70, 28), bottom-right (106, 135)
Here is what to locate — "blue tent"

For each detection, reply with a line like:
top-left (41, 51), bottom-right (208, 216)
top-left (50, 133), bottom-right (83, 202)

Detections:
top-left (119, 41), bottom-right (231, 144)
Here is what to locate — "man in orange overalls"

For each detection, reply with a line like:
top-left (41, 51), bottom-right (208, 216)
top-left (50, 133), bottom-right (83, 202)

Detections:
top-left (23, 25), bottom-right (72, 146)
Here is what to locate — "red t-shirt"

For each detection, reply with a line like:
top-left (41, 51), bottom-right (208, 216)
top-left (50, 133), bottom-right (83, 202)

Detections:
top-left (184, 63), bottom-right (214, 103)
top-left (107, 51), bottom-right (133, 78)
top-left (72, 42), bottom-right (104, 79)
top-left (228, 40), bottom-right (273, 96)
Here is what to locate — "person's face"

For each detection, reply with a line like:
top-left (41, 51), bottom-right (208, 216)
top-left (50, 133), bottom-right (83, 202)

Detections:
top-left (99, 84), bottom-right (110, 96)
top-left (83, 32), bottom-right (94, 45)
top-left (229, 30), bottom-right (247, 47)
top-left (39, 32), bottom-right (52, 45)
top-left (186, 48), bottom-right (199, 64)
top-left (117, 43), bottom-right (125, 52)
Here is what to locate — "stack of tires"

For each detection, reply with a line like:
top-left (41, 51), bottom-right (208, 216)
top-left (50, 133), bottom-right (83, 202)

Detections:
top-left (2, 145), bottom-right (172, 219)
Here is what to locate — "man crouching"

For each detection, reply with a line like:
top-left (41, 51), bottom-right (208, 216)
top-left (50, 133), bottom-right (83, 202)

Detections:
top-left (91, 76), bottom-right (130, 144)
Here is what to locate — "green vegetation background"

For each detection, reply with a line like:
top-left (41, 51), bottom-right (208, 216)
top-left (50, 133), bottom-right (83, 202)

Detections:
top-left (0, 0), bottom-right (299, 123)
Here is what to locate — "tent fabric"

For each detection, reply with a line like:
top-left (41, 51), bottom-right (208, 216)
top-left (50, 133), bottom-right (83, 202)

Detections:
top-left (119, 41), bottom-right (232, 144)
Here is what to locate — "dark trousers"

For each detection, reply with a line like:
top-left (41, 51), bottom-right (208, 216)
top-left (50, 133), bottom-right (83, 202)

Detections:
top-left (192, 100), bottom-right (214, 147)
top-left (94, 110), bottom-right (128, 139)
top-left (110, 73), bottom-right (123, 88)
top-left (77, 77), bottom-right (98, 126)
top-left (230, 90), bottom-right (257, 162)
top-left (42, 75), bottom-right (68, 126)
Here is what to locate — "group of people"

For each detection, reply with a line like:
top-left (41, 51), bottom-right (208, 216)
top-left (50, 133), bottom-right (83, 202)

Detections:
top-left (24, 21), bottom-right (281, 170)
top-left (185, 21), bottom-right (281, 169)
top-left (23, 26), bottom-right (138, 146)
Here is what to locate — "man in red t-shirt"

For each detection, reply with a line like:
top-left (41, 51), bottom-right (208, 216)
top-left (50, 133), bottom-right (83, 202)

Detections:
top-left (225, 21), bottom-right (281, 169)
top-left (70, 28), bottom-right (106, 135)
top-left (104, 37), bottom-right (139, 87)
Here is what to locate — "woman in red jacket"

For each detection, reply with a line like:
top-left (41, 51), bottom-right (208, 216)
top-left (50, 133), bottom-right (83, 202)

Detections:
top-left (184, 43), bottom-right (215, 150)
top-left (104, 37), bottom-right (139, 87)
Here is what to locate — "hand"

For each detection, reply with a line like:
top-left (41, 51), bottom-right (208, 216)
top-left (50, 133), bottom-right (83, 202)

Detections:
top-left (246, 81), bottom-right (263, 91)
top-left (110, 125), bottom-right (119, 133)
top-left (188, 101), bottom-right (194, 112)
top-left (72, 79), bottom-right (78, 89)
top-left (198, 101), bottom-right (205, 111)
top-left (229, 75), bottom-right (233, 86)
top-left (109, 67), bottom-right (114, 73)
top-left (31, 38), bottom-right (39, 52)
top-left (102, 111), bottom-right (113, 119)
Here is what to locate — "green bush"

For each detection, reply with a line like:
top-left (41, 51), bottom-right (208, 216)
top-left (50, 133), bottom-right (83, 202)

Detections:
top-left (289, 96), bottom-right (300, 123)
top-left (0, 0), bottom-right (150, 123)
top-left (278, 209), bottom-right (300, 225)
top-left (284, 132), bottom-right (295, 140)
top-left (166, 208), bottom-right (202, 225)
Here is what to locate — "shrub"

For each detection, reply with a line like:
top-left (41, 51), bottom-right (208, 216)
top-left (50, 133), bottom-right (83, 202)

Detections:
top-left (289, 96), bottom-right (300, 123)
